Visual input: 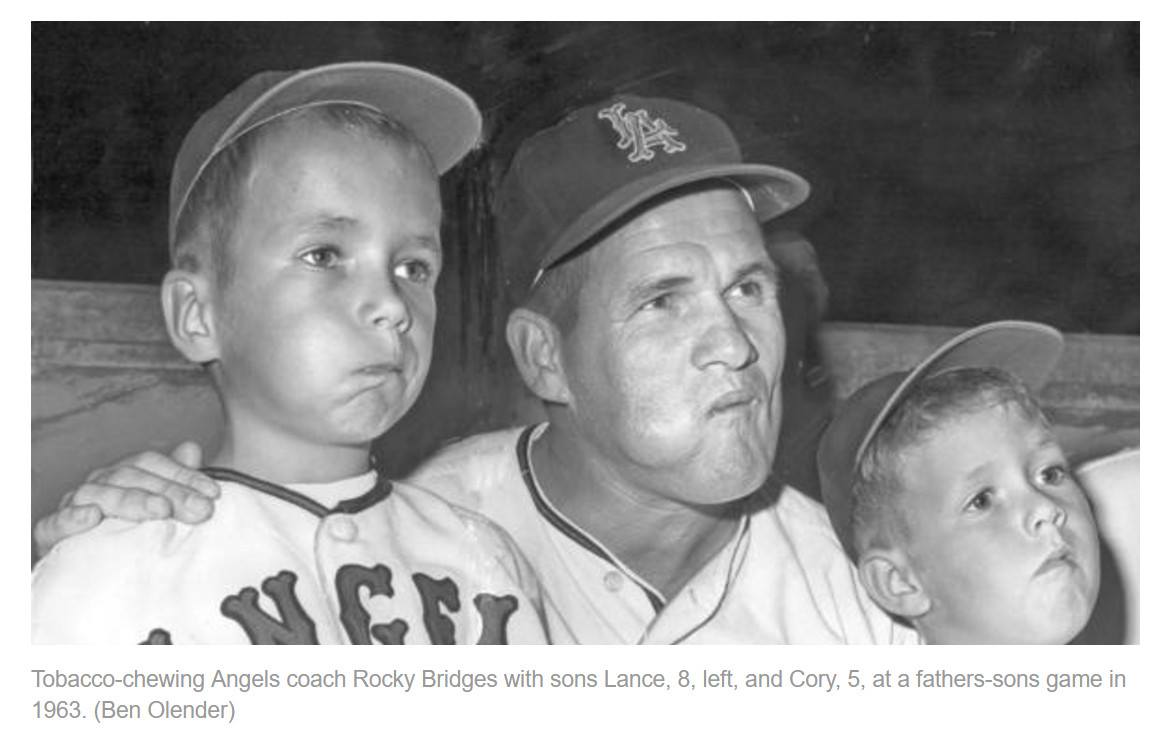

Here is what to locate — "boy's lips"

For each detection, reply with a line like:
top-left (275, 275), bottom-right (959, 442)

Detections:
top-left (1035, 544), bottom-right (1076, 577)
top-left (351, 362), bottom-right (405, 389)
top-left (359, 362), bottom-right (401, 375)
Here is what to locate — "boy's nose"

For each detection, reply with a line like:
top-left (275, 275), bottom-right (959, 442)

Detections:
top-left (360, 276), bottom-right (411, 333)
top-left (1025, 491), bottom-right (1068, 535)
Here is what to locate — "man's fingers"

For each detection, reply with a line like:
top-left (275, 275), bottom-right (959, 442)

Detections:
top-left (34, 504), bottom-right (102, 558)
top-left (169, 441), bottom-right (205, 472)
top-left (83, 450), bottom-right (172, 484)
top-left (70, 480), bottom-right (176, 521)
top-left (88, 449), bottom-right (220, 501)
top-left (73, 473), bottom-right (216, 524)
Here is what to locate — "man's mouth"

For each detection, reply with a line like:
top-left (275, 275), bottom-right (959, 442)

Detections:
top-left (708, 388), bottom-right (758, 416)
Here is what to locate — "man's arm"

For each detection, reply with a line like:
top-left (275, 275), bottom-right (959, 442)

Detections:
top-left (33, 441), bottom-right (221, 558)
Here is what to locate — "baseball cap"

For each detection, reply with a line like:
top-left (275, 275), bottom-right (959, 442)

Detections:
top-left (495, 95), bottom-right (811, 286)
top-left (817, 320), bottom-right (1065, 561)
top-left (169, 61), bottom-right (482, 251)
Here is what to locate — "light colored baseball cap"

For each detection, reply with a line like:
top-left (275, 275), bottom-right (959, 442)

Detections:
top-left (169, 61), bottom-right (482, 251)
top-left (495, 95), bottom-right (811, 287)
top-left (817, 320), bottom-right (1065, 561)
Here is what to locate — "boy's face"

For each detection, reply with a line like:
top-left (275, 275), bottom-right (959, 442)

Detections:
top-left (209, 120), bottom-right (441, 462)
top-left (894, 402), bottom-right (1100, 644)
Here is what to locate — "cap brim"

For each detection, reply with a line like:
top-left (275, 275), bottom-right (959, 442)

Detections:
top-left (218, 62), bottom-right (481, 175)
top-left (852, 321), bottom-right (1065, 469)
top-left (537, 161), bottom-right (810, 275)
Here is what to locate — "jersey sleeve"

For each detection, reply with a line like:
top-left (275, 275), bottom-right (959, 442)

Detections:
top-left (31, 519), bottom-right (251, 644)
top-left (405, 428), bottom-right (526, 512)
top-left (412, 489), bottom-right (561, 645)
top-left (35, 521), bottom-right (175, 643)
top-left (454, 505), bottom-right (574, 644)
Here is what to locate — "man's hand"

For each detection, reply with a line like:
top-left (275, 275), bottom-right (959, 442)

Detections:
top-left (33, 441), bottom-right (220, 558)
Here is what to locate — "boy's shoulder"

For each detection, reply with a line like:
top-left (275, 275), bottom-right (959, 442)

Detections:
top-left (367, 477), bottom-right (532, 571)
top-left (31, 489), bottom-right (272, 644)
top-left (406, 426), bottom-right (530, 510)
top-left (413, 426), bottom-right (528, 472)
top-left (34, 480), bottom-right (262, 578)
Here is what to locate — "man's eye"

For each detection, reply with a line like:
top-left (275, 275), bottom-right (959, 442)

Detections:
top-left (299, 246), bottom-right (341, 268)
top-left (730, 279), bottom-right (764, 300)
top-left (393, 259), bottom-right (433, 284)
top-left (1038, 464), bottom-right (1069, 486)
top-left (965, 488), bottom-right (994, 512)
top-left (640, 293), bottom-right (674, 312)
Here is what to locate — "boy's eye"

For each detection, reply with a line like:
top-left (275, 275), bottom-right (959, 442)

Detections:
top-left (299, 246), bottom-right (341, 268)
top-left (393, 259), bottom-right (433, 284)
top-left (965, 488), bottom-right (994, 512)
top-left (1038, 464), bottom-right (1068, 486)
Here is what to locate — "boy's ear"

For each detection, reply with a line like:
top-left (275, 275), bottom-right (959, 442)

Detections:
top-left (858, 548), bottom-right (931, 620)
top-left (506, 307), bottom-right (571, 405)
top-left (160, 269), bottom-right (220, 364)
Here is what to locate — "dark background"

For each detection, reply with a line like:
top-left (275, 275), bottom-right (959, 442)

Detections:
top-left (32, 21), bottom-right (1139, 334)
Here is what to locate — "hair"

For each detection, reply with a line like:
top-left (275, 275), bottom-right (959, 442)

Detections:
top-left (171, 104), bottom-right (436, 290)
top-left (523, 252), bottom-right (591, 334)
top-left (850, 366), bottom-right (1051, 556)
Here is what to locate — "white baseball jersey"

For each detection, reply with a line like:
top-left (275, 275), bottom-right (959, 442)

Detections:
top-left (409, 424), bottom-right (919, 645)
top-left (32, 468), bottom-right (554, 644)
top-left (1074, 447), bottom-right (1139, 644)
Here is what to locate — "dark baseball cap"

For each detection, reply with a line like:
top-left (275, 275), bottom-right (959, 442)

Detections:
top-left (496, 95), bottom-right (811, 286)
top-left (169, 61), bottom-right (482, 251)
top-left (817, 321), bottom-right (1065, 561)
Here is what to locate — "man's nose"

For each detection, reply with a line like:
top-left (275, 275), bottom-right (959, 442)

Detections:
top-left (358, 272), bottom-right (411, 333)
top-left (693, 301), bottom-right (757, 370)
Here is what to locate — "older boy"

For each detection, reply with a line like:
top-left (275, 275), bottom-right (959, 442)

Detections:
top-left (32, 62), bottom-right (555, 644)
top-left (817, 321), bottom-right (1101, 644)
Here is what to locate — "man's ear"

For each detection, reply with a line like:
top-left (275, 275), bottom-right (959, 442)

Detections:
top-left (506, 307), bottom-right (571, 404)
top-left (160, 269), bottom-right (220, 364)
top-left (857, 548), bottom-right (931, 620)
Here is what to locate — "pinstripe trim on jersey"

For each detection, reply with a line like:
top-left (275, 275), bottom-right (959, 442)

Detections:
top-left (202, 467), bottom-right (392, 518)
top-left (514, 425), bottom-right (666, 613)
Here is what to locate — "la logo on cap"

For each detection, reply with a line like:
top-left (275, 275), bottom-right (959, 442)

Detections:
top-left (597, 102), bottom-right (687, 163)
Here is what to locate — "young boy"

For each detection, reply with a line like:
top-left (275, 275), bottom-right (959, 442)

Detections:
top-left (817, 321), bottom-right (1101, 644)
top-left (32, 62), bottom-right (556, 644)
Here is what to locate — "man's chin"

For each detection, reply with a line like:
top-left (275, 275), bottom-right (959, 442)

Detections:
top-left (685, 453), bottom-right (771, 505)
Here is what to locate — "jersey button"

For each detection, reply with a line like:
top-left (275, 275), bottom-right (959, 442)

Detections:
top-left (603, 571), bottom-right (624, 592)
top-left (326, 516), bottom-right (358, 542)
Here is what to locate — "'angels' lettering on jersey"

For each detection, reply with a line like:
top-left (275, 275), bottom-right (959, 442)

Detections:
top-left (140, 566), bottom-right (518, 645)
top-left (130, 469), bottom-right (523, 645)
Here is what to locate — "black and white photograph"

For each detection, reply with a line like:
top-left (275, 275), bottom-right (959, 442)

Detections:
top-left (30, 21), bottom-right (1138, 652)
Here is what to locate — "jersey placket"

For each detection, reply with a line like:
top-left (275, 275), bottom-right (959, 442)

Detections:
top-left (517, 424), bottom-right (747, 643)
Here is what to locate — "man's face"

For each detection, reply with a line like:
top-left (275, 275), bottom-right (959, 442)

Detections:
top-left (558, 184), bottom-right (785, 506)
top-left (210, 121), bottom-right (442, 460)
top-left (895, 402), bottom-right (1100, 644)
